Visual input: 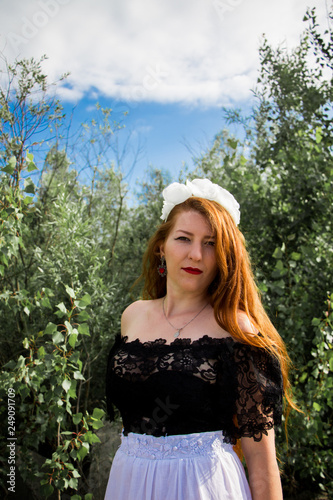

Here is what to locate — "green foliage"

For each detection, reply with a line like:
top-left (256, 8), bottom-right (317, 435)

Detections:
top-left (0, 55), bottom-right (65, 185)
top-left (0, 285), bottom-right (105, 498)
top-left (279, 297), bottom-right (333, 495)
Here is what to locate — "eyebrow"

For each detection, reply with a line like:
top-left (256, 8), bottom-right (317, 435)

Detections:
top-left (175, 230), bottom-right (215, 239)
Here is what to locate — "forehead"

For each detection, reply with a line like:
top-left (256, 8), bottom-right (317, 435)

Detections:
top-left (170, 210), bottom-right (214, 234)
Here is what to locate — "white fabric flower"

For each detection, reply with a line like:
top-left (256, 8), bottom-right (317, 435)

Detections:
top-left (160, 178), bottom-right (240, 226)
top-left (187, 179), bottom-right (221, 201)
top-left (161, 182), bottom-right (192, 220)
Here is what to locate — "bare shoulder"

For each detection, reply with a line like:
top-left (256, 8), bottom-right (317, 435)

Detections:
top-left (121, 299), bottom-right (157, 337)
top-left (237, 310), bottom-right (258, 334)
top-left (121, 300), bottom-right (146, 326)
top-left (122, 299), bottom-right (146, 317)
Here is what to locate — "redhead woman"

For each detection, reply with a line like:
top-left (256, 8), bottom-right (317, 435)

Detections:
top-left (105, 179), bottom-right (293, 500)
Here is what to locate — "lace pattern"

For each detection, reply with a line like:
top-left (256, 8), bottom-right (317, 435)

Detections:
top-left (112, 335), bottom-right (219, 384)
top-left (119, 430), bottom-right (233, 460)
top-left (106, 334), bottom-right (283, 444)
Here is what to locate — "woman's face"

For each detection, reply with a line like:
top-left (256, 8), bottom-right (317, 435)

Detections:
top-left (160, 210), bottom-right (218, 296)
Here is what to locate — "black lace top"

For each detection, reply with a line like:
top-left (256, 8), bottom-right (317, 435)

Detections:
top-left (106, 334), bottom-right (283, 444)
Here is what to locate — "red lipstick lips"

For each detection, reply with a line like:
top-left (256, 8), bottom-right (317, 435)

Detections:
top-left (182, 267), bottom-right (203, 275)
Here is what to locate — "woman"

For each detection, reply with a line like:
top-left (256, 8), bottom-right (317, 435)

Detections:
top-left (105, 178), bottom-right (293, 500)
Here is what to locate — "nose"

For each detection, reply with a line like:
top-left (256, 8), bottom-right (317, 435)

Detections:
top-left (188, 242), bottom-right (202, 262)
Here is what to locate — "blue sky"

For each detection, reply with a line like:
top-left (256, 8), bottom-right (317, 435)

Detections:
top-left (1, 0), bottom-right (329, 193)
top-left (66, 98), bottom-right (245, 188)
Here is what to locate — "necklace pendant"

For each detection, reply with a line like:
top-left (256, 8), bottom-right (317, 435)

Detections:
top-left (174, 330), bottom-right (180, 338)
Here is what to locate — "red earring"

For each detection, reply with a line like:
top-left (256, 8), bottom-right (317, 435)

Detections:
top-left (157, 256), bottom-right (167, 277)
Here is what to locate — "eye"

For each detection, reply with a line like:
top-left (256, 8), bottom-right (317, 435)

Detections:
top-left (175, 236), bottom-right (190, 242)
top-left (205, 240), bottom-right (215, 247)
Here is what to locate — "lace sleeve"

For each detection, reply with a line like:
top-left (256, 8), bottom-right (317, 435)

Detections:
top-left (105, 333), bottom-right (123, 421)
top-left (233, 343), bottom-right (283, 441)
top-left (217, 341), bottom-right (283, 443)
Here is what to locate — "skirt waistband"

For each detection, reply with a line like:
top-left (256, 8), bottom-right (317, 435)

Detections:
top-left (119, 430), bottom-right (233, 460)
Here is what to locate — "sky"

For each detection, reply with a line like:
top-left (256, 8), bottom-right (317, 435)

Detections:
top-left (0, 0), bottom-right (330, 192)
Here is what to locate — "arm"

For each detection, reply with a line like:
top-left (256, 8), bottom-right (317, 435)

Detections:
top-left (241, 429), bottom-right (283, 500)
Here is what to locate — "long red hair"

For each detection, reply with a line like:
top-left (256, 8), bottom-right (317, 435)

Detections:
top-left (139, 196), bottom-right (295, 414)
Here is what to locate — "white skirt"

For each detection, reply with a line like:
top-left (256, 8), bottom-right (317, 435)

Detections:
top-left (104, 430), bottom-right (252, 500)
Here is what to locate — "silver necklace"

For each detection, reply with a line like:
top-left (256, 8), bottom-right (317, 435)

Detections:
top-left (162, 297), bottom-right (209, 338)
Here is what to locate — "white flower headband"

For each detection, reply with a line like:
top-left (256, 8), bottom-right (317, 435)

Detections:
top-left (161, 178), bottom-right (240, 226)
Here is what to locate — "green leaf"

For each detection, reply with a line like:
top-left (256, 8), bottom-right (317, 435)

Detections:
top-left (313, 402), bottom-right (322, 412)
top-left (23, 196), bottom-right (34, 205)
top-left (73, 370), bottom-right (85, 380)
top-left (228, 138), bottom-right (238, 149)
top-left (68, 379), bottom-right (77, 398)
top-left (92, 407), bottom-right (105, 420)
top-left (77, 294), bottom-right (91, 307)
top-left (40, 483), bottom-right (54, 498)
top-left (56, 302), bottom-right (67, 314)
top-left (83, 431), bottom-right (101, 444)
top-left (37, 345), bottom-right (45, 358)
top-left (77, 310), bottom-right (90, 322)
top-left (65, 285), bottom-right (75, 298)
top-left (55, 309), bottom-right (67, 318)
top-left (78, 323), bottom-right (90, 336)
top-left (290, 252), bottom-right (301, 261)
top-left (19, 385), bottom-right (29, 400)
top-left (41, 297), bottom-right (52, 309)
top-left (91, 419), bottom-right (104, 430)
top-left (62, 379), bottom-right (71, 393)
top-left (69, 333), bottom-right (78, 348)
top-left (54, 479), bottom-right (66, 490)
top-left (65, 320), bottom-right (73, 334)
top-left (77, 444), bottom-right (89, 461)
top-left (273, 247), bottom-right (284, 259)
top-left (23, 178), bottom-right (36, 194)
top-left (68, 477), bottom-right (79, 489)
top-left (26, 152), bottom-right (38, 171)
top-left (44, 322), bottom-right (57, 336)
top-left (52, 330), bottom-right (64, 344)
top-left (315, 127), bottom-right (322, 144)
top-left (73, 412), bottom-right (83, 425)
top-left (64, 462), bottom-right (75, 471)
top-left (27, 162), bottom-right (38, 172)
top-left (2, 157), bottom-right (16, 174)
top-left (3, 359), bottom-right (16, 369)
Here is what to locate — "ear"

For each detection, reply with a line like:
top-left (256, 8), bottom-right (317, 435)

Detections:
top-left (158, 241), bottom-right (165, 257)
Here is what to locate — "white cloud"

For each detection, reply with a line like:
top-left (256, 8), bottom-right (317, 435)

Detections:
top-left (0, 0), bottom-right (328, 106)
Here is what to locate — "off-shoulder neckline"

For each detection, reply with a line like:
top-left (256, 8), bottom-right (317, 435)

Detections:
top-left (121, 334), bottom-right (235, 348)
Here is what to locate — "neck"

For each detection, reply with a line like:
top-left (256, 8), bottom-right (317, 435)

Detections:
top-left (163, 291), bottom-right (209, 317)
